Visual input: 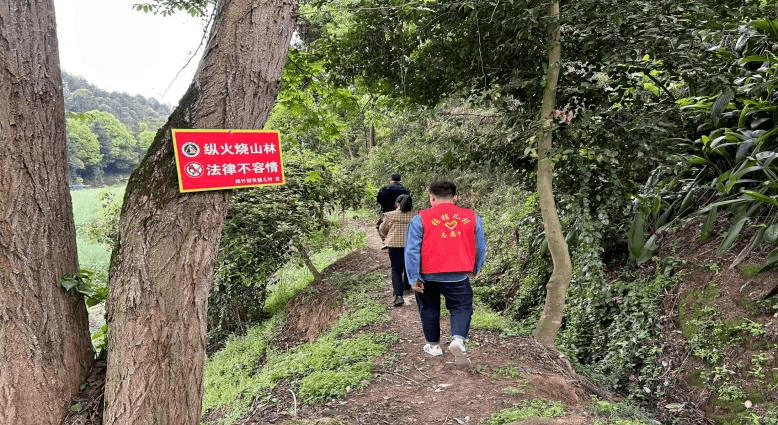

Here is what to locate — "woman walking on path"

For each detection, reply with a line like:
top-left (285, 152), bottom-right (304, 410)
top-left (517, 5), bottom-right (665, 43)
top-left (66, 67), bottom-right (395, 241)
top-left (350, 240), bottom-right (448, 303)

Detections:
top-left (378, 194), bottom-right (416, 307)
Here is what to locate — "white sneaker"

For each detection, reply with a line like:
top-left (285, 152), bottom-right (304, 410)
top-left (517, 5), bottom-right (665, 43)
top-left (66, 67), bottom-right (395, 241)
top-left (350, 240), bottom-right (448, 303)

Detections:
top-left (423, 343), bottom-right (443, 356)
top-left (448, 338), bottom-right (471, 369)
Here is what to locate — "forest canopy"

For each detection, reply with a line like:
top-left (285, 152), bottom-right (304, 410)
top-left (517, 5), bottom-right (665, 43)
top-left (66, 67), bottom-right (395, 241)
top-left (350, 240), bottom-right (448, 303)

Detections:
top-left (62, 72), bottom-right (171, 185)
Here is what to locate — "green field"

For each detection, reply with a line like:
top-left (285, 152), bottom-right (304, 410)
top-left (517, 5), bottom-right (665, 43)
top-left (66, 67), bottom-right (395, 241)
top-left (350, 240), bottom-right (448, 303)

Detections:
top-left (70, 185), bottom-right (124, 335)
top-left (70, 186), bottom-right (123, 275)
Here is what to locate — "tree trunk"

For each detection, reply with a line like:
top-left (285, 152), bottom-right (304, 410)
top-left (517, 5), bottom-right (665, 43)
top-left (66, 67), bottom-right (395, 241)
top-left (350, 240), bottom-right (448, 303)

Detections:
top-left (367, 124), bottom-right (375, 152)
top-left (295, 242), bottom-right (321, 281)
top-left (0, 1), bottom-right (95, 423)
top-left (534, 0), bottom-right (572, 346)
top-left (102, 1), bottom-right (298, 424)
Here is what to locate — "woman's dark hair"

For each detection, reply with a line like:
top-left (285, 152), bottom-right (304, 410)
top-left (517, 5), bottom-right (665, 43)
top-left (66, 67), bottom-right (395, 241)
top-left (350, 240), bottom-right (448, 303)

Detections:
top-left (395, 194), bottom-right (413, 212)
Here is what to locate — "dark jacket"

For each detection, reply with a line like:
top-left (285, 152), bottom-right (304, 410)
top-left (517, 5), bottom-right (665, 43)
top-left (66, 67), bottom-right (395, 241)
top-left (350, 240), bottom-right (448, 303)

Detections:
top-left (376, 182), bottom-right (410, 212)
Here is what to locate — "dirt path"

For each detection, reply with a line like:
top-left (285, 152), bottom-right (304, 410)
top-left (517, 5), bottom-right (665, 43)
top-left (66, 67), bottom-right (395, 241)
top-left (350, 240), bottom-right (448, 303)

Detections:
top-left (241, 220), bottom-right (601, 424)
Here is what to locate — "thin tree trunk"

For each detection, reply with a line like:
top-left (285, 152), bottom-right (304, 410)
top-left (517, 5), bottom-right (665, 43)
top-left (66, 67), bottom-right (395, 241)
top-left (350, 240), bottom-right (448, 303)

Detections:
top-left (367, 124), bottom-right (375, 151)
top-left (102, 1), bottom-right (298, 424)
top-left (295, 242), bottom-right (321, 281)
top-left (534, 0), bottom-right (572, 346)
top-left (0, 1), bottom-right (94, 423)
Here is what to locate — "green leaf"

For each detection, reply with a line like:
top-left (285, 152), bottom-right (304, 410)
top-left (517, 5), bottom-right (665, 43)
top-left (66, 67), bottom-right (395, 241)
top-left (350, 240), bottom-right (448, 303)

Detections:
top-left (718, 217), bottom-right (748, 254)
top-left (741, 190), bottom-right (778, 206)
top-left (699, 205), bottom-right (717, 243)
top-left (86, 286), bottom-right (109, 307)
top-left (305, 171), bottom-right (323, 183)
top-left (737, 103), bottom-right (751, 128)
top-left (686, 155), bottom-right (710, 165)
top-left (735, 140), bottom-right (754, 162)
top-left (636, 233), bottom-right (660, 265)
top-left (697, 198), bottom-right (747, 214)
top-left (627, 210), bottom-right (646, 260)
top-left (676, 185), bottom-right (699, 217)
top-left (711, 87), bottom-right (734, 128)
top-left (758, 248), bottom-right (778, 272)
top-left (739, 55), bottom-right (775, 64)
top-left (764, 224), bottom-right (778, 244)
top-left (754, 19), bottom-right (778, 38)
top-left (60, 275), bottom-right (80, 292)
top-left (69, 403), bottom-right (83, 413)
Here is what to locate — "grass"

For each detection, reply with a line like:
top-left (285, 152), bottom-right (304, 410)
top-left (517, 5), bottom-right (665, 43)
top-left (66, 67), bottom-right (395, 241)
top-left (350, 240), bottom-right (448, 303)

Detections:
top-left (677, 281), bottom-right (778, 423)
top-left (203, 255), bottom-right (392, 425)
top-left (70, 185), bottom-right (124, 277)
top-left (340, 208), bottom-right (375, 220)
top-left (264, 246), bottom-right (362, 316)
top-left (587, 398), bottom-right (660, 425)
top-left (486, 399), bottom-right (564, 425)
top-left (472, 300), bottom-right (513, 331)
top-left (75, 235), bottom-right (111, 277)
top-left (70, 188), bottom-right (105, 228)
top-left (70, 185), bottom-right (124, 339)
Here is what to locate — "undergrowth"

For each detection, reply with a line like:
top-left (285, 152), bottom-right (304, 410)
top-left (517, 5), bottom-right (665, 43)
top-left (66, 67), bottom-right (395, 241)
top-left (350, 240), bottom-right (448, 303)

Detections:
top-left (678, 281), bottom-right (778, 424)
top-left (560, 257), bottom-right (685, 404)
top-left (473, 180), bottom-right (684, 407)
top-left (588, 397), bottom-right (661, 425)
top-left (486, 399), bottom-right (564, 424)
top-left (202, 259), bottom-right (392, 425)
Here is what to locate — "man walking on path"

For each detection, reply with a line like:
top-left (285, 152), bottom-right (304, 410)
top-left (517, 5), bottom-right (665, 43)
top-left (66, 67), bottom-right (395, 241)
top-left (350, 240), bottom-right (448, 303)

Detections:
top-left (404, 181), bottom-right (486, 369)
top-left (375, 173), bottom-right (410, 243)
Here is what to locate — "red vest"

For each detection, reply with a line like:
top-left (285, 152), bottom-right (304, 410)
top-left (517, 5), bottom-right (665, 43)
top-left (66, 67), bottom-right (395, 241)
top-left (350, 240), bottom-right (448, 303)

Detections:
top-left (419, 203), bottom-right (477, 274)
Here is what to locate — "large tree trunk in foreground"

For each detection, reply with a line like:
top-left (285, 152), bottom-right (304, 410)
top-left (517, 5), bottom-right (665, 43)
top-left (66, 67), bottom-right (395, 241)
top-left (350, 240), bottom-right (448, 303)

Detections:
top-left (534, 0), bottom-right (572, 346)
top-left (103, 1), bottom-right (298, 423)
top-left (0, 1), bottom-right (94, 423)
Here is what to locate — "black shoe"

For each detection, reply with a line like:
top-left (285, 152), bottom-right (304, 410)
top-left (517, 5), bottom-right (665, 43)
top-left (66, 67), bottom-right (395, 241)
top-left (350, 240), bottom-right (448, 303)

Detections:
top-left (393, 295), bottom-right (404, 306)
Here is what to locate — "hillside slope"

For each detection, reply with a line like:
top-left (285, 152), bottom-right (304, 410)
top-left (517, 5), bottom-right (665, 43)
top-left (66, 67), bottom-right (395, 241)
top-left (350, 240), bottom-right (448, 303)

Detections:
top-left (234, 220), bottom-right (621, 425)
top-left (70, 220), bottom-right (775, 424)
top-left (653, 217), bottom-right (778, 424)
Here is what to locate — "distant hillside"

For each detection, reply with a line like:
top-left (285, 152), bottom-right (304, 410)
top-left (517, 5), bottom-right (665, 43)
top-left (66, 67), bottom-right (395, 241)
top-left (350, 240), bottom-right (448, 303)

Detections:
top-left (62, 71), bottom-right (172, 132)
top-left (62, 72), bottom-right (174, 185)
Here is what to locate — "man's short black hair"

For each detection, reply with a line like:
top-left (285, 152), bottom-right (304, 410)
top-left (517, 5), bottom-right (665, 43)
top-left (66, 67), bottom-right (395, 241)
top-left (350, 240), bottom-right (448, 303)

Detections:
top-left (390, 173), bottom-right (402, 182)
top-left (428, 180), bottom-right (456, 199)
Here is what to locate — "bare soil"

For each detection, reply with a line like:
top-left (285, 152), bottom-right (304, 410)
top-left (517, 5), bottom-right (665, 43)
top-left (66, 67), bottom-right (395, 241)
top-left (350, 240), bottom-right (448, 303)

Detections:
top-left (65, 217), bottom-right (778, 425)
top-left (237, 220), bottom-right (606, 425)
top-left (653, 216), bottom-right (778, 424)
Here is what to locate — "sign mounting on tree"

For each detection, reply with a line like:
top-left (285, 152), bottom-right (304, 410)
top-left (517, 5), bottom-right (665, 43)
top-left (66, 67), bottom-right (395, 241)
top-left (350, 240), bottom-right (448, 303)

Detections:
top-left (171, 129), bottom-right (285, 192)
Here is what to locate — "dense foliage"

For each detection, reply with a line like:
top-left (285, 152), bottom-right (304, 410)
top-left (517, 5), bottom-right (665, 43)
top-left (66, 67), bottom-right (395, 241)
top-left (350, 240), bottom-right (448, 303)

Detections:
top-left (206, 148), bottom-right (369, 350)
top-left (63, 72), bottom-right (169, 184)
top-left (284, 1), bottom-right (778, 422)
top-left (639, 18), bottom-right (778, 266)
top-left (63, 72), bottom-right (170, 130)
top-left (70, 0), bottom-right (778, 422)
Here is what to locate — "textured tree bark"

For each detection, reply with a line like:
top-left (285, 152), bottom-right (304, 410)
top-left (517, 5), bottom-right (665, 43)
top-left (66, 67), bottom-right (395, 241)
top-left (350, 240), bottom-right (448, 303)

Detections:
top-left (534, 0), bottom-right (572, 346)
top-left (102, 1), bottom-right (298, 424)
top-left (0, 1), bottom-right (95, 423)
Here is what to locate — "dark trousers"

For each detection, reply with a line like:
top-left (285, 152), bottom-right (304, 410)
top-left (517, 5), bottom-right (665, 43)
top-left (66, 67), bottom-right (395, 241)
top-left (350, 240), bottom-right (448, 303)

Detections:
top-left (387, 247), bottom-right (409, 296)
top-left (415, 278), bottom-right (473, 343)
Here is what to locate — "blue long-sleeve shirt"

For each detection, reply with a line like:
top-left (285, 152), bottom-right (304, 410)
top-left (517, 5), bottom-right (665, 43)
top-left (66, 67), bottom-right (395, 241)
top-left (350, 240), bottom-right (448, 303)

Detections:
top-left (404, 214), bottom-right (486, 283)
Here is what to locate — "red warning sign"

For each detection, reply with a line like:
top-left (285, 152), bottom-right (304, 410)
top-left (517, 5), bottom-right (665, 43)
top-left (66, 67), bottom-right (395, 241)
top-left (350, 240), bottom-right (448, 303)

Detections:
top-left (171, 129), bottom-right (285, 192)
